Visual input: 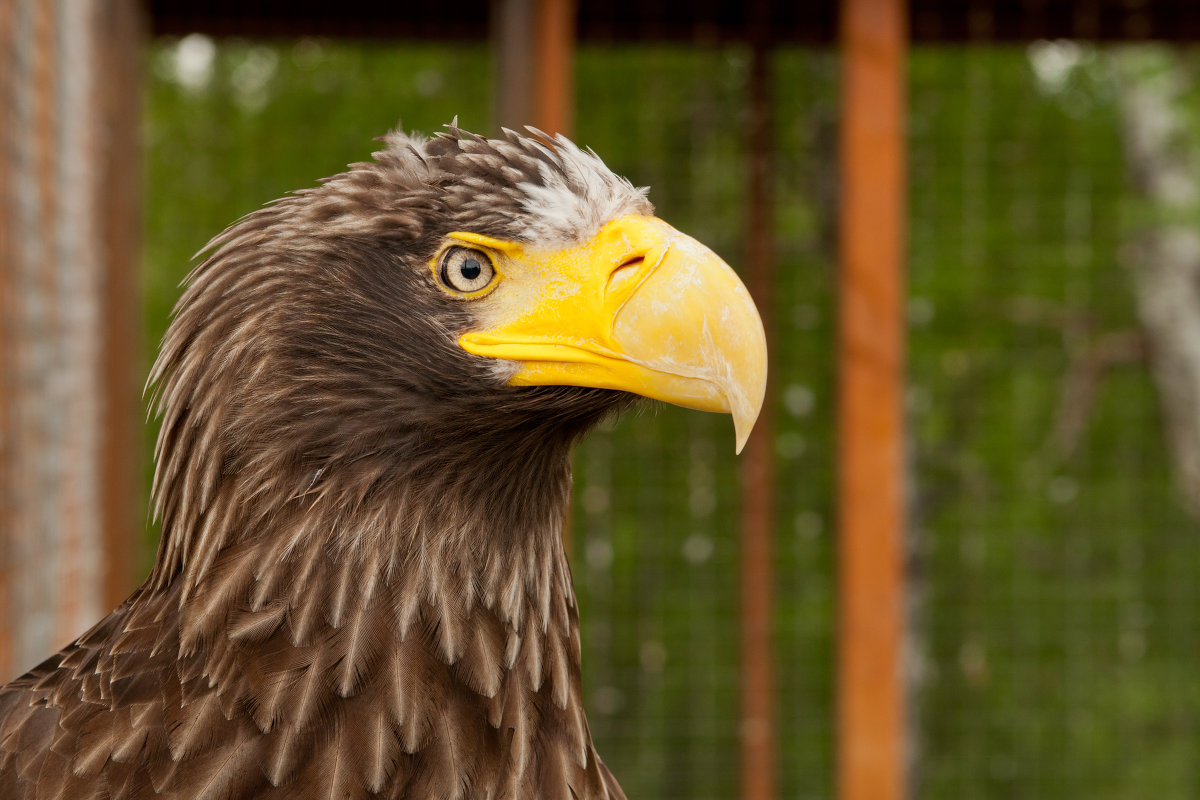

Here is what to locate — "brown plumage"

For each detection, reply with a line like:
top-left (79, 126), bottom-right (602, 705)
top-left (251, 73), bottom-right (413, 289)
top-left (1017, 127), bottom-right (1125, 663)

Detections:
top-left (0, 125), bottom-right (764, 799)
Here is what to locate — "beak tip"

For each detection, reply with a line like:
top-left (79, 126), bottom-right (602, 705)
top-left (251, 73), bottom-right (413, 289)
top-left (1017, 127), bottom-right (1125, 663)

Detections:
top-left (729, 350), bottom-right (767, 457)
top-left (731, 399), bottom-right (762, 456)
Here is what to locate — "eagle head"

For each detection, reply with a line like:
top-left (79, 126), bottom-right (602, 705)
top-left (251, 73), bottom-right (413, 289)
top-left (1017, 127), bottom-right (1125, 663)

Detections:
top-left (149, 126), bottom-right (766, 588)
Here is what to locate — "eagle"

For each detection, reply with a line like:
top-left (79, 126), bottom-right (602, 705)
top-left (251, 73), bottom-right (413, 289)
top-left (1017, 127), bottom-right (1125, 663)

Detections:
top-left (0, 126), bottom-right (766, 799)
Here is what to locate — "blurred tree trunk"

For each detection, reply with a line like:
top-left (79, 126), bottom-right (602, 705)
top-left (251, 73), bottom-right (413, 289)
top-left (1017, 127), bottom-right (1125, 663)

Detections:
top-left (1113, 48), bottom-right (1200, 517)
top-left (0, 0), bottom-right (143, 679)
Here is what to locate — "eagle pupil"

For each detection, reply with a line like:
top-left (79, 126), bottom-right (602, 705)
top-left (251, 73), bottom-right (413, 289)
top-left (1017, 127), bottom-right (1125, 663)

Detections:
top-left (440, 246), bottom-right (494, 295)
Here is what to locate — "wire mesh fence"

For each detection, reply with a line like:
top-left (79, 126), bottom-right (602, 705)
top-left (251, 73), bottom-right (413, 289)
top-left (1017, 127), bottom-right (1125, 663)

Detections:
top-left (909, 43), bottom-right (1200, 799)
top-left (141, 33), bottom-right (1200, 800)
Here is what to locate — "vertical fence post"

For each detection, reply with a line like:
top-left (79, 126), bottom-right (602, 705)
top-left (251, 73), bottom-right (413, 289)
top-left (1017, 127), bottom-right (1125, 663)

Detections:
top-left (0, 0), bottom-right (143, 679)
top-left (533, 0), bottom-right (574, 136)
top-left (492, 0), bottom-right (533, 131)
top-left (739, 16), bottom-right (778, 800)
top-left (0, 0), bottom-right (14, 678)
top-left (838, 0), bottom-right (907, 799)
top-left (493, 0), bottom-right (574, 135)
top-left (96, 0), bottom-right (144, 611)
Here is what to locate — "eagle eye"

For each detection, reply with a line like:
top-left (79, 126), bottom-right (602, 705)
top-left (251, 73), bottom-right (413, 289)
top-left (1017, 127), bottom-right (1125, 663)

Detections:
top-left (438, 246), bottom-right (497, 296)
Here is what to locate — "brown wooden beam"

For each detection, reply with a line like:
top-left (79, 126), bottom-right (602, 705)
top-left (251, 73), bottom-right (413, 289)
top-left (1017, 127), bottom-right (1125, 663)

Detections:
top-left (739, 25), bottom-right (778, 800)
top-left (493, 0), bottom-right (534, 131)
top-left (148, 0), bottom-right (1200, 44)
top-left (837, 0), bottom-right (907, 799)
top-left (96, 0), bottom-right (145, 608)
top-left (493, 0), bottom-right (575, 135)
top-left (533, 0), bottom-right (574, 136)
top-left (0, 0), bottom-right (15, 680)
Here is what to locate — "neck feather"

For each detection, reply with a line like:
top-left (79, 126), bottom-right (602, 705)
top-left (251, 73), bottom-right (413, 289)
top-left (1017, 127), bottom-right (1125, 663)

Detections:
top-left (140, 427), bottom-right (620, 798)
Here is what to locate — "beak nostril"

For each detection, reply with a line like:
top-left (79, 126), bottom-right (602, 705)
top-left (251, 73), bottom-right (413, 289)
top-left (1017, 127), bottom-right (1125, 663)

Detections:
top-left (606, 256), bottom-right (646, 297)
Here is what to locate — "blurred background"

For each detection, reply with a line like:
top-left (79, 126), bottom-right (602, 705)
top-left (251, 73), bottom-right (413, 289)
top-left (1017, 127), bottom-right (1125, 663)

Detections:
top-left (2, 1), bottom-right (1200, 799)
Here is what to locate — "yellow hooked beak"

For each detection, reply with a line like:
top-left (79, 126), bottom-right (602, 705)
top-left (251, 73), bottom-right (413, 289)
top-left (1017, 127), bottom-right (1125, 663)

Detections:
top-left (452, 215), bottom-right (768, 453)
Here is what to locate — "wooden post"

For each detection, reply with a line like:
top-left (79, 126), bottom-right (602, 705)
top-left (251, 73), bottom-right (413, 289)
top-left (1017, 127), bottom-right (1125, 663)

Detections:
top-left (0, 0), bottom-right (14, 679)
top-left (0, 0), bottom-right (143, 679)
top-left (739, 28), bottom-right (778, 800)
top-left (837, 1), bottom-right (907, 799)
top-left (532, 0), bottom-right (574, 136)
top-left (493, 0), bottom-right (574, 135)
top-left (492, 0), bottom-right (534, 131)
top-left (95, 0), bottom-right (144, 609)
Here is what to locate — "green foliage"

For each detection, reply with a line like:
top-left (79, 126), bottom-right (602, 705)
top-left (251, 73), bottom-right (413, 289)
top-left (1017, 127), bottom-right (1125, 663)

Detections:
top-left (143, 37), bottom-right (1200, 800)
top-left (910, 46), bottom-right (1200, 799)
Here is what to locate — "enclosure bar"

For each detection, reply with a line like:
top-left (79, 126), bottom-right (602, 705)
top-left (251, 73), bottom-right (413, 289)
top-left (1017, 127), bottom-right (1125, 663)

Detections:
top-left (837, 0), bottom-right (907, 799)
top-left (0, 0), bottom-right (15, 678)
top-left (494, 0), bottom-right (574, 136)
top-left (492, 0), bottom-right (534, 130)
top-left (98, 0), bottom-right (144, 607)
top-left (532, 0), bottom-right (574, 136)
top-left (739, 29), bottom-right (778, 800)
top-left (34, 0), bottom-right (71, 647)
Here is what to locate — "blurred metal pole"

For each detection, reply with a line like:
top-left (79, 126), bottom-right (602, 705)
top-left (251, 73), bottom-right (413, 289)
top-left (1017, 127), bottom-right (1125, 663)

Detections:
top-left (739, 18), bottom-right (778, 800)
top-left (493, 0), bottom-right (574, 136)
top-left (96, 0), bottom-right (144, 609)
top-left (532, 0), bottom-right (574, 136)
top-left (837, 0), bottom-right (908, 799)
top-left (0, 0), bottom-right (143, 679)
top-left (492, 0), bottom-right (534, 131)
top-left (0, 0), bottom-right (14, 678)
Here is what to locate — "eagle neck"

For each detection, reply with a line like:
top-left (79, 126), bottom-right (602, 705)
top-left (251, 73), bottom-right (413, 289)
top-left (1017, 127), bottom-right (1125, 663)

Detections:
top-left (162, 427), bottom-right (619, 799)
